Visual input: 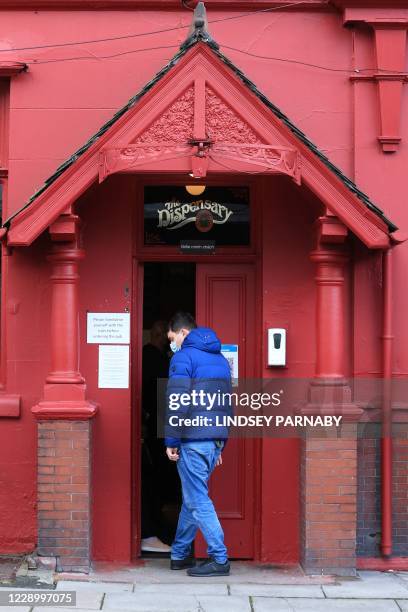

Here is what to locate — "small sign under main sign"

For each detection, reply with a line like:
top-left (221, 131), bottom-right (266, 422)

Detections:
top-left (180, 240), bottom-right (215, 254)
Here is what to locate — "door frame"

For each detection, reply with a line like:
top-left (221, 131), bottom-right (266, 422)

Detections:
top-left (130, 176), bottom-right (264, 561)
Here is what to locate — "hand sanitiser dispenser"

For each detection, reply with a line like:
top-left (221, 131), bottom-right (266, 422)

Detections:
top-left (267, 328), bottom-right (286, 366)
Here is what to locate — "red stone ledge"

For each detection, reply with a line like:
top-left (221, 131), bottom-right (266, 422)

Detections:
top-left (32, 401), bottom-right (98, 420)
top-left (0, 394), bottom-right (21, 417)
top-left (357, 557), bottom-right (408, 571)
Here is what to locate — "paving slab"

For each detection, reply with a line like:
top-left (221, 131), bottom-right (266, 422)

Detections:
top-left (358, 570), bottom-right (405, 581)
top-left (230, 583), bottom-right (325, 597)
top-left (102, 594), bottom-right (251, 612)
top-left (195, 595), bottom-right (251, 612)
top-left (24, 589), bottom-right (103, 609)
top-left (323, 570), bottom-right (408, 599)
top-left (395, 601), bottom-right (408, 611)
top-left (102, 592), bottom-right (202, 611)
top-left (252, 598), bottom-right (401, 611)
top-left (252, 600), bottom-right (306, 612)
top-left (65, 589), bottom-right (103, 608)
top-left (0, 588), bottom-right (54, 610)
top-left (56, 579), bottom-right (133, 592)
top-left (33, 609), bottom-right (101, 612)
top-left (132, 582), bottom-right (228, 595)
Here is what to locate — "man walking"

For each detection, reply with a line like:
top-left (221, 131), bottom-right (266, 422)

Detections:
top-left (164, 311), bottom-right (232, 577)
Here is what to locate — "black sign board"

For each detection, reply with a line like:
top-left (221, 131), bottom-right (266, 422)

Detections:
top-left (144, 185), bottom-right (250, 246)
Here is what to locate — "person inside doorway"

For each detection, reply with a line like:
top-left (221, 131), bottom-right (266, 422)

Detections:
top-left (164, 311), bottom-right (232, 577)
top-left (141, 320), bottom-right (171, 553)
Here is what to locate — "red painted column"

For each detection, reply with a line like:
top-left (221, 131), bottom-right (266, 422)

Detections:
top-left (310, 247), bottom-right (348, 381)
top-left (300, 216), bottom-right (362, 576)
top-left (32, 213), bottom-right (98, 574)
top-left (45, 244), bottom-right (85, 385)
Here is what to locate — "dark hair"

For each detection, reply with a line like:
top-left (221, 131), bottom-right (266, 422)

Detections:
top-left (168, 311), bottom-right (197, 333)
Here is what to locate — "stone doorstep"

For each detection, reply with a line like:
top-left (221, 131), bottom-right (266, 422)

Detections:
top-left (6, 556), bottom-right (408, 600)
top-left (55, 559), bottom-right (339, 585)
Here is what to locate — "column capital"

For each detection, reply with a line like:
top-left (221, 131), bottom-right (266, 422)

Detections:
top-left (309, 247), bottom-right (350, 266)
top-left (313, 215), bottom-right (349, 247)
top-left (47, 244), bottom-right (85, 259)
top-left (49, 213), bottom-right (81, 242)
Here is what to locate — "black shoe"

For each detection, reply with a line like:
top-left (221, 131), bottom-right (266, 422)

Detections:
top-left (170, 554), bottom-right (196, 570)
top-left (186, 557), bottom-right (230, 577)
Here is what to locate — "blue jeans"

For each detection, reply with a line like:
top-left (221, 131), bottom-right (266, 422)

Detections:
top-left (171, 440), bottom-right (228, 564)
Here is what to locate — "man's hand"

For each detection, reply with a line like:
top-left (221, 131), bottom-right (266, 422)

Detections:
top-left (215, 453), bottom-right (223, 467)
top-left (166, 447), bottom-right (180, 461)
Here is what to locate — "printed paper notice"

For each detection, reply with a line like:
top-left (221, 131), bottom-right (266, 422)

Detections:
top-left (87, 313), bottom-right (130, 344)
top-left (221, 344), bottom-right (238, 387)
top-left (98, 345), bottom-right (129, 389)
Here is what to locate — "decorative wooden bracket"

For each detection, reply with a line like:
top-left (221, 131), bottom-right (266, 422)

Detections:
top-left (345, 10), bottom-right (408, 153)
top-left (49, 212), bottom-right (81, 242)
top-left (98, 143), bottom-right (191, 182)
top-left (313, 215), bottom-right (349, 247)
top-left (98, 141), bottom-right (301, 183)
top-left (188, 138), bottom-right (213, 178)
top-left (210, 143), bottom-right (301, 184)
top-left (371, 22), bottom-right (407, 152)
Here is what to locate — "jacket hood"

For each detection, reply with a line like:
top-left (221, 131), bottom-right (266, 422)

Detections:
top-left (182, 327), bottom-right (221, 353)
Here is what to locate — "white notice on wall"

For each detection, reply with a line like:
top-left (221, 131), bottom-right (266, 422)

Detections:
top-left (87, 313), bottom-right (130, 344)
top-left (98, 344), bottom-right (129, 389)
top-left (221, 344), bottom-right (239, 387)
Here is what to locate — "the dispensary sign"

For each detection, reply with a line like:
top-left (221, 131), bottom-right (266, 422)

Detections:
top-left (144, 185), bottom-right (250, 246)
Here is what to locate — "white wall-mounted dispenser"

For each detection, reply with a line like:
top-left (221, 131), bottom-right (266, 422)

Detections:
top-left (267, 328), bottom-right (286, 366)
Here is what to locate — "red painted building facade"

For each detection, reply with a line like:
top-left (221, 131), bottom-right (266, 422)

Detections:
top-left (0, 0), bottom-right (408, 576)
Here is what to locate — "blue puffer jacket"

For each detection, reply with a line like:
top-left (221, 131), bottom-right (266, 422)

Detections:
top-left (164, 327), bottom-right (233, 448)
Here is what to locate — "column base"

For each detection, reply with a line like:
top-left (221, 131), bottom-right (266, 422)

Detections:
top-left (299, 379), bottom-right (360, 576)
top-left (300, 383), bottom-right (359, 576)
top-left (32, 400), bottom-right (98, 420)
top-left (34, 401), bottom-right (98, 573)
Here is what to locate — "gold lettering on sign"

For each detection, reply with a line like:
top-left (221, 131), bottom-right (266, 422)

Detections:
top-left (157, 199), bottom-right (233, 230)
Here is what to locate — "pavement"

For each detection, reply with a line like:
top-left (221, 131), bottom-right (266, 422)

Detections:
top-left (1, 557), bottom-right (408, 611)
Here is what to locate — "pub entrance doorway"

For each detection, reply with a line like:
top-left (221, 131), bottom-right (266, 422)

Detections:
top-left (135, 260), bottom-right (258, 560)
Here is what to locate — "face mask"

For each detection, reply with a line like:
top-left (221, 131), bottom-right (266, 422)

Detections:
top-left (170, 330), bottom-right (185, 353)
top-left (170, 340), bottom-right (181, 353)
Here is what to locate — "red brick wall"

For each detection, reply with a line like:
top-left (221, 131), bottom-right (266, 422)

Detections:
top-left (37, 420), bottom-right (92, 573)
top-left (300, 426), bottom-right (358, 576)
top-left (357, 422), bottom-right (408, 557)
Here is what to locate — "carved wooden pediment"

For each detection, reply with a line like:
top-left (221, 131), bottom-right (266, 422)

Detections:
top-left (6, 37), bottom-right (393, 247)
top-left (99, 84), bottom-right (301, 183)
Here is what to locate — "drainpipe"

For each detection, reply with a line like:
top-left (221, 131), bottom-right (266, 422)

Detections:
top-left (381, 247), bottom-right (393, 557)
